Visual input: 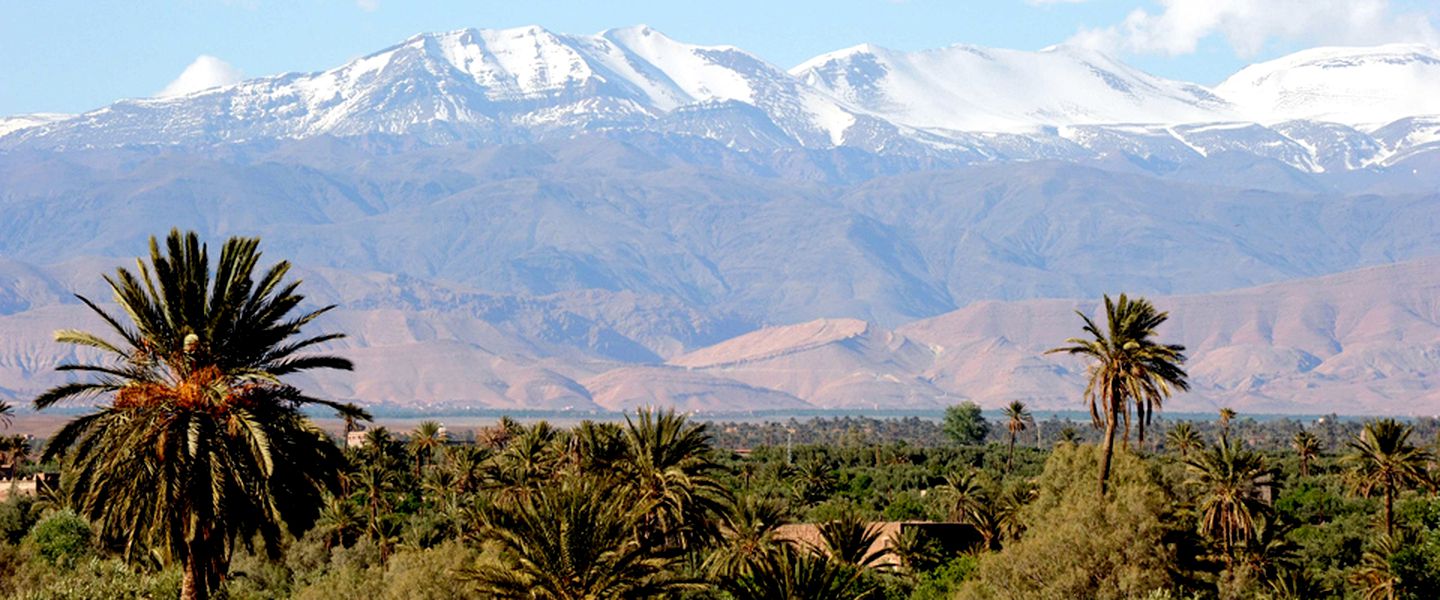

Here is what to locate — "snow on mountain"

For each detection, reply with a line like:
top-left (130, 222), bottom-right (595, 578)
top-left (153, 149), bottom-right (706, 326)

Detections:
top-left (0, 113), bottom-right (71, 137)
top-left (791, 43), bottom-right (1235, 133)
top-left (2, 25), bottom-right (876, 151)
top-left (1216, 44), bottom-right (1440, 126)
top-left (6, 27), bottom-right (1440, 172)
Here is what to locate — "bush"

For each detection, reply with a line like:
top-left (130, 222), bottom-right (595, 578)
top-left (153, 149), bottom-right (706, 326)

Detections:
top-left (23, 510), bottom-right (92, 566)
top-left (960, 444), bottom-right (1176, 600)
top-left (15, 557), bottom-right (181, 600)
top-left (0, 495), bottom-right (38, 544)
top-left (911, 555), bottom-right (979, 600)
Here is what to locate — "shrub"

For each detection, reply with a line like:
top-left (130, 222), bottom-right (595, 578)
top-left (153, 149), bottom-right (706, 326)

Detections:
top-left (23, 510), bottom-right (92, 566)
top-left (960, 444), bottom-right (1176, 600)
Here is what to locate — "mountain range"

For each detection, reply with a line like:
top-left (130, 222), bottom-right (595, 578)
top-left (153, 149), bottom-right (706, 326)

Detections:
top-left (1, 26), bottom-right (1438, 415)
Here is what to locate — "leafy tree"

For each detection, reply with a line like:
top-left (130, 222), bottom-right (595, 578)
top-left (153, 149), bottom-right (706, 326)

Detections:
top-left (1002, 401), bottom-right (1033, 472)
top-left (33, 230), bottom-right (365, 600)
top-left (1185, 436), bottom-right (1274, 564)
top-left (1048, 294), bottom-right (1189, 494)
top-left (961, 443), bottom-right (1176, 599)
top-left (943, 402), bottom-right (990, 446)
top-left (1347, 418), bottom-right (1432, 537)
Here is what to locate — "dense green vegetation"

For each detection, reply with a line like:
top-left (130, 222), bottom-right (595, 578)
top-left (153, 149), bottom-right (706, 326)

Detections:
top-left (4, 230), bottom-right (1440, 599)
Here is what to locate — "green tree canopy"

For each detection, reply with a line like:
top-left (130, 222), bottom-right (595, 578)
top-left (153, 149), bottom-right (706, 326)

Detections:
top-left (943, 402), bottom-right (991, 446)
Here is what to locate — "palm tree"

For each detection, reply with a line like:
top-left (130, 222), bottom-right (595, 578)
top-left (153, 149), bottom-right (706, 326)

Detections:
top-left (1167, 422), bottom-right (1203, 458)
top-left (1351, 532), bottom-right (1404, 600)
top-left (815, 509), bottom-right (890, 569)
top-left (33, 230), bottom-right (364, 600)
top-left (0, 401), bottom-right (12, 429)
top-left (1057, 425), bottom-right (1081, 445)
top-left (467, 476), bottom-right (697, 598)
top-left (409, 420), bottom-right (445, 478)
top-left (1048, 294), bottom-right (1189, 495)
top-left (705, 493), bottom-right (788, 579)
top-left (353, 463), bottom-right (397, 551)
top-left (1346, 418), bottom-right (1432, 537)
top-left (1219, 408), bottom-right (1237, 439)
top-left (1002, 401), bottom-right (1034, 472)
top-left (935, 469), bottom-right (986, 522)
top-left (1185, 436), bottom-right (1274, 564)
top-left (313, 494), bottom-right (363, 550)
top-left (721, 544), bottom-right (874, 600)
top-left (887, 527), bottom-right (938, 574)
top-left (1292, 429), bottom-right (1320, 478)
top-left (618, 408), bottom-right (729, 552)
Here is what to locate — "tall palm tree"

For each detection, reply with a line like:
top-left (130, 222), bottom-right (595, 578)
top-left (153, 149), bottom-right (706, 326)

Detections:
top-left (409, 420), bottom-right (445, 478)
top-left (1002, 401), bottom-right (1034, 472)
top-left (1346, 418), bottom-right (1432, 537)
top-left (33, 230), bottom-right (364, 600)
top-left (1048, 294), bottom-right (1189, 495)
top-left (1292, 429), bottom-right (1320, 478)
top-left (353, 463), bottom-right (397, 549)
top-left (1185, 436), bottom-right (1274, 564)
top-left (1219, 408), bottom-right (1237, 439)
top-left (467, 476), bottom-right (697, 599)
top-left (1167, 422), bottom-right (1203, 458)
top-left (0, 401), bottom-right (12, 429)
top-left (618, 408), bottom-right (729, 552)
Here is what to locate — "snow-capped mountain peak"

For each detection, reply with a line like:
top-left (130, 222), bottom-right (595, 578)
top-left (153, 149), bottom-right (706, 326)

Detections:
top-left (1216, 43), bottom-right (1440, 126)
top-left (5, 26), bottom-right (1440, 171)
top-left (791, 41), bottom-right (1235, 133)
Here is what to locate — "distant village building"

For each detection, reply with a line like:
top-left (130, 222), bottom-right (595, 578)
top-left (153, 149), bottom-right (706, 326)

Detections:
top-left (346, 430), bottom-right (369, 449)
top-left (0, 472), bottom-right (59, 501)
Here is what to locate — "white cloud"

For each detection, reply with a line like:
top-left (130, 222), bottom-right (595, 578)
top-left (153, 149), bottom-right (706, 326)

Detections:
top-left (1070, 0), bottom-right (1439, 56)
top-left (356, 0), bottom-right (380, 11)
top-left (157, 55), bottom-right (245, 98)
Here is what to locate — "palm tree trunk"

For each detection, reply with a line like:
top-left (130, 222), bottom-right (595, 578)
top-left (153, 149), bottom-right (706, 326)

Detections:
top-left (1386, 482), bottom-right (1395, 538)
top-left (1007, 433), bottom-right (1016, 473)
top-left (1136, 405), bottom-right (1147, 448)
top-left (181, 542), bottom-right (209, 600)
top-left (1099, 407), bottom-right (1118, 496)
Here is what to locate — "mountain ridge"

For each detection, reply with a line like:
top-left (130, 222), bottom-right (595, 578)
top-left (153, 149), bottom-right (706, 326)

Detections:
top-left (5, 26), bottom-right (1440, 173)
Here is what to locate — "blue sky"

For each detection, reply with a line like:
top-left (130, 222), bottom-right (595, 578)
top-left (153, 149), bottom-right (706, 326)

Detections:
top-left (2, 0), bottom-right (1438, 115)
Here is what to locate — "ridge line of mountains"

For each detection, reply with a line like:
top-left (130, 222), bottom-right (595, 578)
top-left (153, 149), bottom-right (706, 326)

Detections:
top-left (1, 25), bottom-right (1438, 415)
